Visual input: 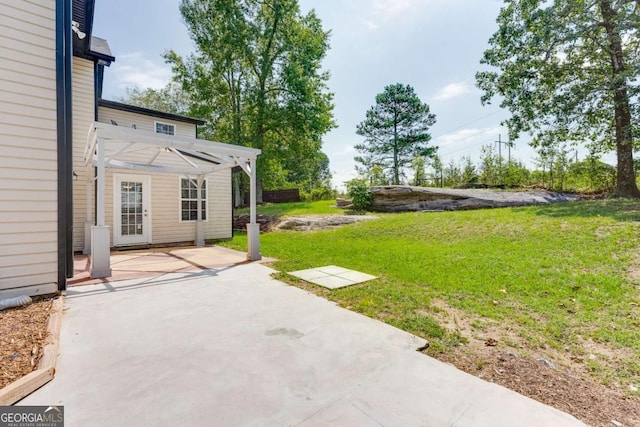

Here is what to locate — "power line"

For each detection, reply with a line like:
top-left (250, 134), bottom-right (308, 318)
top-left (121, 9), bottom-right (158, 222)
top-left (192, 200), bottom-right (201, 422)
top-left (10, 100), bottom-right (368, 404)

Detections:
top-left (430, 109), bottom-right (503, 140)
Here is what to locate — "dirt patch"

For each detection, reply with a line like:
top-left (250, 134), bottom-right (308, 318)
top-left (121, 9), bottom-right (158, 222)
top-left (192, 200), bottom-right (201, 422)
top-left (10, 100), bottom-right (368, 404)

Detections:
top-left (426, 299), bottom-right (640, 426)
top-left (0, 297), bottom-right (55, 389)
top-left (628, 252), bottom-right (640, 284)
top-left (438, 349), bottom-right (640, 427)
top-left (234, 213), bottom-right (280, 232)
top-left (234, 213), bottom-right (378, 232)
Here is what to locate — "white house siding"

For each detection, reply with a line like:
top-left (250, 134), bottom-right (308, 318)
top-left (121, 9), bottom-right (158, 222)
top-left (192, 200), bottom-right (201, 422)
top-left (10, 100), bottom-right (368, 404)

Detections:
top-left (97, 107), bottom-right (196, 138)
top-left (71, 57), bottom-right (94, 252)
top-left (0, 0), bottom-right (58, 295)
top-left (93, 107), bottom-right (233, 246)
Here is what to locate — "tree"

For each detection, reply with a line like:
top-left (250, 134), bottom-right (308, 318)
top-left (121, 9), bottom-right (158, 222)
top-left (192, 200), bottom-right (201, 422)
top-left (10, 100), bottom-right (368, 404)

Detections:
top-left (461, 155), bottom-right (478, 184)
top-left (410, 156), bottom-right (428, 186)
top-left (118, 83), bottom-right (191, 115)
top-left (479, 144), bottom-right (500, 185)
top-left (355, 83), bottom-right (437, 185)
top-left (476, 0), bottom-right (640, 197)
top-left (165, 0), bottom-right (335, 192)
top-left (430, 154), bottom-right (444, 187)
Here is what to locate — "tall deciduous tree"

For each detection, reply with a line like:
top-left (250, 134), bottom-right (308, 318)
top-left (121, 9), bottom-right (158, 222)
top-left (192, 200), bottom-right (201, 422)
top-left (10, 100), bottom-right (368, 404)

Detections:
top-left (355, 84), bottom-right (437, 185)
top-left (119, 83), bottom-right (191, 115)
top-left (476, 0), bottom-right (640, 197)
top-left (164, 0), bottom-right (335, 191)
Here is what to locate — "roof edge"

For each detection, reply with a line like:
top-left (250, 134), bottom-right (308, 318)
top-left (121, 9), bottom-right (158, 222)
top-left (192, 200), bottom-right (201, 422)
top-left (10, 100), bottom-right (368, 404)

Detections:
top-left (98, 99), bottom-right (206, 126)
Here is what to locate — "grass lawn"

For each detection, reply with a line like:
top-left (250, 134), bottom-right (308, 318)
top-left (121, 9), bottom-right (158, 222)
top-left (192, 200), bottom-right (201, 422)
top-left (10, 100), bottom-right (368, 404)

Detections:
top-left (223, 199), bottom-right (640, 389)
top-left (233, 200), bottom-right (342, 216)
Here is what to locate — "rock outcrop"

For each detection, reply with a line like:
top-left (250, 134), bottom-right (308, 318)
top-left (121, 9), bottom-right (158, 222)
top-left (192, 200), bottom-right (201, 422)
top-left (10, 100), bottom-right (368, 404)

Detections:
top-left (370, 186), bottom-right (580, 212)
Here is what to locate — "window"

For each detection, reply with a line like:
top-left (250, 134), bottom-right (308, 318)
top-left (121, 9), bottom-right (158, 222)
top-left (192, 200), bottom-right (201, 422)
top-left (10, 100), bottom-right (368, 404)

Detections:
top-left (180, 178), bottom-right (207, 221)
top-left (155, 121), bottom-right (175, 135)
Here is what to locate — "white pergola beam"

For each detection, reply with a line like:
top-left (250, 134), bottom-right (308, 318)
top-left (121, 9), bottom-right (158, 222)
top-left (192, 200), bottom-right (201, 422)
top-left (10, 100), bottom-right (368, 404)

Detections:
top-left (97, 158), bottom-right (233, 175)
top-left (92, 121), bottom-right (260, 160)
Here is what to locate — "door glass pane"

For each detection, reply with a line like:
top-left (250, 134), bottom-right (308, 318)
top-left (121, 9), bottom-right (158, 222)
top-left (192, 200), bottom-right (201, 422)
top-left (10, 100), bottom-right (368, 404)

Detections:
top-left (121, 180), bottom-right (144, 236)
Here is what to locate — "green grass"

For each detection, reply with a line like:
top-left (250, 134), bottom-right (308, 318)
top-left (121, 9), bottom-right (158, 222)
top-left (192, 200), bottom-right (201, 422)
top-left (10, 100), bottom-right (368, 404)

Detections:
top-left (223, 199), bottom-right (640, 387)
top-left (234, 200), bottom-right (343, 216)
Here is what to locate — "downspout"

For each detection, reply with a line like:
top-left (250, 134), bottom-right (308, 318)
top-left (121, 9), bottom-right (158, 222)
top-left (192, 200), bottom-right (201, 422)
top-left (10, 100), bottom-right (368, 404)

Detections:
top-left (94, 63), bottom-right (102, 227)
top-left (56, 0), bottom-right (73, 290)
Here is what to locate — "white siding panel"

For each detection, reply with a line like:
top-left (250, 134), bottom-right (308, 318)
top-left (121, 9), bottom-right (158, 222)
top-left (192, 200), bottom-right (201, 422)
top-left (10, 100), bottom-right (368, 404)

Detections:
top-left (105, 169), bottom-right (232, 246)
top-left (0, 0), bottom-right (57, 294)
top-left (98, 107), bottom-right (197, 138)
top-left (71, 57), bottom-right (95, 251)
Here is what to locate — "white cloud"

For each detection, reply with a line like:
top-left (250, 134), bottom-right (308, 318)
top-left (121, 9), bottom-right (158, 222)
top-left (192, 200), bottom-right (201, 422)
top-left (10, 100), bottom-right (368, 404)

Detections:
top-left (433, 82), bottom-right (471, 101)
top-left (361, 0), bottom-right (430, 31)
top-left (372, 0), bottom-right (413, 17)
top-left (362, 19), bottom-right (379, 31)
top-left (109, 52), bottom-right (172, 93)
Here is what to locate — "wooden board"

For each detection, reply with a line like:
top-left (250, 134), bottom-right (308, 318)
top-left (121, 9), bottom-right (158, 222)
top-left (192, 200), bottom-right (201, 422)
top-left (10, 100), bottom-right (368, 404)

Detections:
top-left (38, 297), bottom-right (63, 370)
top-left (0, 368), bottom-right (53, 405)
top-left (0, 295), bottom-right (63, 405)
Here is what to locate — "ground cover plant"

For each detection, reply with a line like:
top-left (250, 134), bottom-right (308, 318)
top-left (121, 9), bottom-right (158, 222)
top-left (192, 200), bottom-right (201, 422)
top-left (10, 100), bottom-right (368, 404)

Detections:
top-left (224, 199), bottom-right (640, 424)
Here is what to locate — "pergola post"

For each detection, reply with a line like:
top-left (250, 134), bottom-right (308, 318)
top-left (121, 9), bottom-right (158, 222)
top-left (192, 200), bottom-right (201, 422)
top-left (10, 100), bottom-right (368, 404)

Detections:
top-left (195, 175), bottom-right (205, 247)
top-left (83, 164), bottom-right (93, 254)
top-left (246, 158), bottom-right (261, 261)
top-left (90, 137), bottom-right (112, 278)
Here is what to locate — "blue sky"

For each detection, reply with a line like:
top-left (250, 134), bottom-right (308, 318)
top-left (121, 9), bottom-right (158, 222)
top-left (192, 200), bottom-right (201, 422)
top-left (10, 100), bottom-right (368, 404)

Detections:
top-left (93, 0), bottom-right (562, 187)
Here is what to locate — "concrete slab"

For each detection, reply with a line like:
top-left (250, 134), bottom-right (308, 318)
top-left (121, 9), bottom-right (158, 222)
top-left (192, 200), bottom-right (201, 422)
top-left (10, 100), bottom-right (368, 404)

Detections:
top-left (69, 246), bottom-right (275, 286)
top-left (290, 265), bottom-right (377, 289)
top-left (21, 263), bottom-right (584, 426)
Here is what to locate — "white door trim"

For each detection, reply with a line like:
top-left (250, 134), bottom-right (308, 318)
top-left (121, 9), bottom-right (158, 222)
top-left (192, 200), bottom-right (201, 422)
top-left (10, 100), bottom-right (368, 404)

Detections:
top-left (113, 174), bottom-right (152, 246)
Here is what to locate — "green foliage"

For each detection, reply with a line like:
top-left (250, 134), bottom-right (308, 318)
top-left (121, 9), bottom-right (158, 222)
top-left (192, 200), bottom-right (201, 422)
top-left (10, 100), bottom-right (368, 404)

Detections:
top-left (234, 200), bottom-right (341, 216)
top-left (477, 0), bottom-right (640, 197)
top-left (567, 158), bottom-right (616, 192)
top-left (164, 0), bottom-right (335, 194)
top-left (223, 199), bottom-right (640, 387)
top-left (119, 82), bottom-right (191, 114)
top-left (300, 185), bottom-right (337, 202)
top-left (430, 154), bottom-right (444, 187)
top-left (479, 145), bottom-right (500, 185)
top-left (345, 179), bottom-right (373, 211)
top-left (503, 160), bottom-right (531, 187)
top-left (410, 156), bottom-right (428, 186)
top-left (355, 83), bottom-right (437, 185)
top-left (461, 156), bottom-right (478, 184)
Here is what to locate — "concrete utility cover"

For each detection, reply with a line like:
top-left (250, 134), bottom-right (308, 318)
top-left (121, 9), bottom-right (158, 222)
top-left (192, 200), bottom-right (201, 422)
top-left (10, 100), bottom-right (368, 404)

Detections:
top-left (289, 265), bottom-right (377, 289)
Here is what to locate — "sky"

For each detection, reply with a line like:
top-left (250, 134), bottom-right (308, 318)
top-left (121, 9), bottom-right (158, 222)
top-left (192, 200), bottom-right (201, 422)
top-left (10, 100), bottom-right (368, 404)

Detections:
top-left (92, 0), bottom-right (595, 188)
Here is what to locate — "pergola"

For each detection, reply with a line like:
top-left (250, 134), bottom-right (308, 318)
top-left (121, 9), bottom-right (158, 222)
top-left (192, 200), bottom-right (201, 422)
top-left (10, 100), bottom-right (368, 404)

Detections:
top-left (83, 121), bottom-right (261, 278)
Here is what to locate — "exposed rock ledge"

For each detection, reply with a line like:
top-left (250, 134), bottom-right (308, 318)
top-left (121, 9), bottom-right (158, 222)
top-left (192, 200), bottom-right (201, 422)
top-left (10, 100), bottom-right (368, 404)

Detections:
top-left (276, 215), bottom-right (377, 231)
top-left (370, 186), bottom-right (580, 212)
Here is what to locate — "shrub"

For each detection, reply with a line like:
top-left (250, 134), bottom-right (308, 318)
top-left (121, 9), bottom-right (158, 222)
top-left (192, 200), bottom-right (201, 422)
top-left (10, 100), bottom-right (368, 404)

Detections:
top-left (345, 179), bottom-right (373, 211)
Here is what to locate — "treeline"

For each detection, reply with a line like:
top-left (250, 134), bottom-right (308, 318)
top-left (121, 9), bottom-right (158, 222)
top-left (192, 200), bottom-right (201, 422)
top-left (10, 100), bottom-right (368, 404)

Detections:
top-left (363, 144), bottom-right (618, 193)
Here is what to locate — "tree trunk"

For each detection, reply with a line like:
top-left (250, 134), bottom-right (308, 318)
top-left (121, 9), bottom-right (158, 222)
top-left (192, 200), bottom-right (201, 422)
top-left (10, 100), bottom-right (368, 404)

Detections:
top-left (598, 0), bottom-right (640, 197)
top-left (393, 114), bottom-right (400, 185)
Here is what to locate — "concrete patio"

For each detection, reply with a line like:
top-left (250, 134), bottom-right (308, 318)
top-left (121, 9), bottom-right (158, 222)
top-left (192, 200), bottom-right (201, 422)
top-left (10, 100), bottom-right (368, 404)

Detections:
top-left (21, 250), bottom-right (584, 426)
top-left (69, 246), bottom-right (260, 286)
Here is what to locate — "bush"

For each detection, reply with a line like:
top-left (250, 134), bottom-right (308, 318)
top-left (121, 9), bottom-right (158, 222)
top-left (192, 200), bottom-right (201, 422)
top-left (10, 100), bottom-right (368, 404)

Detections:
top-left (345, 179), bottom-right (373, 211)
top-left (300, 185), bottom-right (337, 202)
